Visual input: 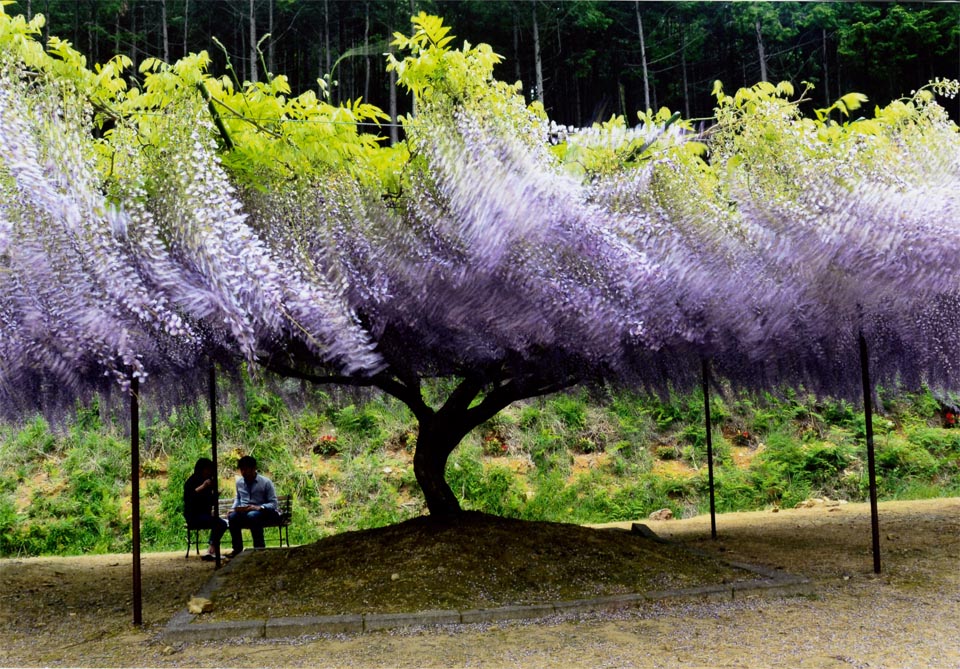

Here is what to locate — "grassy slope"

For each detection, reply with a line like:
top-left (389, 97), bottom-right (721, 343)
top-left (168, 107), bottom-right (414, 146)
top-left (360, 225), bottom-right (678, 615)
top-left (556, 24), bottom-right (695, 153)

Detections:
top-left (1, 382), bottom-right (959, 556)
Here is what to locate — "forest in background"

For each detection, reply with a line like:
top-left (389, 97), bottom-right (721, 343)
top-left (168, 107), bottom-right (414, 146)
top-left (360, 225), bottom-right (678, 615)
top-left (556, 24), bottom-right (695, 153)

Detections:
top-left (9, 1), bottom-right (960, 129)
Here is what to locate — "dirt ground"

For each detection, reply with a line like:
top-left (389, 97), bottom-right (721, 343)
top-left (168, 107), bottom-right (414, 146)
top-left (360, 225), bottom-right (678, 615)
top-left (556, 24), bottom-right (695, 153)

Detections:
top-left (1, 497), bottom-right (958, 668)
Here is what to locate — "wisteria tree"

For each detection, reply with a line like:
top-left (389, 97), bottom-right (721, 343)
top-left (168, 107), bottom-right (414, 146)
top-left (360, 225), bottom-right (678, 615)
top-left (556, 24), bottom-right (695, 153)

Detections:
top-left (2, 10), bottom-right (960, 516)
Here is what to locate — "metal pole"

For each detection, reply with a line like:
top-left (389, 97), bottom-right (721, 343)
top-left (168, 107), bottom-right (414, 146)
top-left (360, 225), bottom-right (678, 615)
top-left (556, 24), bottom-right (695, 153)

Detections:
top-left (702, 358), bottom-right (717, 540)
top-left (130, 375), bottom-right (143, 625)
top-left (209, 363), bottom-right (221, 568)
top-left (858, 332), bottom-right (882, 574)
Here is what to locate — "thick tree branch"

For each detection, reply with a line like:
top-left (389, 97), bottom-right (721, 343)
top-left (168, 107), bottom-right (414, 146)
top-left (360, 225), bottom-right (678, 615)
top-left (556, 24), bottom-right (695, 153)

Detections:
top-left (258, 359), bottom-right (433, 421)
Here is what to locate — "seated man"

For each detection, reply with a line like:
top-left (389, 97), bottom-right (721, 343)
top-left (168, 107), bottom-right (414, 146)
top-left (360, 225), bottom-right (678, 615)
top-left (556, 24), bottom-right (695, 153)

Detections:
top-left (183, 457), bottom-right (228, 561)
top-left (226, 455), bottom-right (280, 556)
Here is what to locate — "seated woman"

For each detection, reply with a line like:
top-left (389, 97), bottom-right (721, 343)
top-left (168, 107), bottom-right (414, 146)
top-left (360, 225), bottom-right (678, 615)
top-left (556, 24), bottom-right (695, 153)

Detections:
top-left (183, 457), bottom-right (228, 561)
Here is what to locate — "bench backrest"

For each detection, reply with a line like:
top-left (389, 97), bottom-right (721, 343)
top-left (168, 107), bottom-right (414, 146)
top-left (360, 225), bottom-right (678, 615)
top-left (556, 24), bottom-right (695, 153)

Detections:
top-left (217, 495), bottom-right (291, 520)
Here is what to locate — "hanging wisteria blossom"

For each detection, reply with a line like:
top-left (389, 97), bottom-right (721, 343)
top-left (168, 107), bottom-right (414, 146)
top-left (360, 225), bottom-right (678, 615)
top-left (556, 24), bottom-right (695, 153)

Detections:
top-left (1, 9), bottom-right (959, 513)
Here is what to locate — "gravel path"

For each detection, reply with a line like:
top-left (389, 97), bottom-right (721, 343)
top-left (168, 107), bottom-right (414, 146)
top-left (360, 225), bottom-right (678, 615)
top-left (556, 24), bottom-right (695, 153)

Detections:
top-left (1, 498), bottom-right (958, 668)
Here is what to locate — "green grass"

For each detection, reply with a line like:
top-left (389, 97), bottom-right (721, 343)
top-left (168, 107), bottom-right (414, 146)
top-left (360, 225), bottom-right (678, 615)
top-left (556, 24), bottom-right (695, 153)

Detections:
top-left (1, 381), bottom-right (959, 557)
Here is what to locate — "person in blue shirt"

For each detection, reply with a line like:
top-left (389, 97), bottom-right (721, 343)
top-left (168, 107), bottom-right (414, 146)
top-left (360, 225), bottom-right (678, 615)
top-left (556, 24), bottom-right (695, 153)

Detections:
top-left (183, 457), bottom-right (228, 561)
top-left (226, 455), bottom-right (279, 556)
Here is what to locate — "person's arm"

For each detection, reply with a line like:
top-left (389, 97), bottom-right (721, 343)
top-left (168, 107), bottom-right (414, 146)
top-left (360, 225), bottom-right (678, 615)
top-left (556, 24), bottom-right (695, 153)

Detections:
top-left (257, 477), bottom-right (279, 512)
top-left (232, 477), bottom-right (243, 510)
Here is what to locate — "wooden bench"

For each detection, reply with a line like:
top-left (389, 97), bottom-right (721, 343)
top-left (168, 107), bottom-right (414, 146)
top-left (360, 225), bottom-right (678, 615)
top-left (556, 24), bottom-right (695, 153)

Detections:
top-left (185, 495), bottom-right (292, 557)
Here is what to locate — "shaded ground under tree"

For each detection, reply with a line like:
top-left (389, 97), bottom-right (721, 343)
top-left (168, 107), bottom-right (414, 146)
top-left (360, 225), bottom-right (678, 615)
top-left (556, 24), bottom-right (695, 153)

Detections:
top-left (1, 498), bottom-right (957, 667)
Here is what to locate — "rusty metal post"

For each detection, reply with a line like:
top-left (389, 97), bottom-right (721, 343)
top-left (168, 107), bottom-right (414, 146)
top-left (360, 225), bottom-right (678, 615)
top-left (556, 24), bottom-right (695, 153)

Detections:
top-left (209, 363), bottom-right (221, 568)
top-left (130, 375), bottom-right (143, 625)
top-left (702, 358), bottom-right (717, 540)
top-left (859, 332), bottom-right (882, 574)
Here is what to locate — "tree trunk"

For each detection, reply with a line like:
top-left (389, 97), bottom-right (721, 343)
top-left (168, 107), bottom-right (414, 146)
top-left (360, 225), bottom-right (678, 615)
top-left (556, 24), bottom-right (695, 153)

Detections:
top-left (183, 0), bottom-right (190, 58)
top-left (364, 2), bottom-right (371, 101)
top-left (249, 0), bottom-right (258, 83)
top-left (513, 14), bottom-right (521, 83)
top-left (756, 18), bottom-right (768, 83)
top-left (413, 416), bottom-right (465, 517)
top-left (267, 0), bottom-right (275, 76)
top-left (681, 27), bottom-right (690, 119)
top-left (636, 1), bottom-right (650, 113)
top-left (114, 6), bottom-right (121, 58)
top-left (130, 1), bottom-right (137, 72)
top-left (161, 0), bottom-right (169, 63)
top-left (822, 27), bottom-right (830, 106)
top-left (389, 63), bottom-right (398, 145)
top-left (323, 0), bottom-right (333, 76)
top-left (532, 0), bottom-right (543, 104)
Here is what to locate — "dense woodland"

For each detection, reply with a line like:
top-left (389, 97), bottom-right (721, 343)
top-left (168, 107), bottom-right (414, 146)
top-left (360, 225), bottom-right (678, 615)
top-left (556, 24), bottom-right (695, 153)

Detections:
top-left (11, 1), bottom-right (960, 127)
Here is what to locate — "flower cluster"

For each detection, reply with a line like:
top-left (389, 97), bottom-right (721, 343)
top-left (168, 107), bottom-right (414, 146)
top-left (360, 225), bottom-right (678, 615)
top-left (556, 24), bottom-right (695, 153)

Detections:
top-left (3, 7), bottom-right (960, 422)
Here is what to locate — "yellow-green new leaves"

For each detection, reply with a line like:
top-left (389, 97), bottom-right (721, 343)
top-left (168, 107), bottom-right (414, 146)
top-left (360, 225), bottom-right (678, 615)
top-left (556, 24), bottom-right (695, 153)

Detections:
top-left (814, 92), bottom-right (869, 121)
top-left (713, 80), bottom-right (796, 111)
top-left (390, 12), bottom-right (455, 54)
top-left (122, 50), bottom-right (389, 189)
top-left (554, 110), bottom-right (701, 181)
top-left (387, 12), bottom-right (503, 105)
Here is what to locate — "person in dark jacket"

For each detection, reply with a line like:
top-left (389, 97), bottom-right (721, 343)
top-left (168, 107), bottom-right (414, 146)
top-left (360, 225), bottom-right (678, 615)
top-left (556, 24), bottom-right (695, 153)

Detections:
top-left (183, 457), bottom-right (228, 561)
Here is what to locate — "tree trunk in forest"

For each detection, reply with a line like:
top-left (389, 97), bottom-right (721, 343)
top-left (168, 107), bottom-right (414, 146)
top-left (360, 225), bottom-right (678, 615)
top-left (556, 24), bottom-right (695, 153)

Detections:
top-left (635, 1), bottom-right (651, 113)
top-left (88, 12), bottom-right (94, 61)
top-left (681, 27), bottom-right (690, 119)
top-left (822, 27), bottom-right (830, 106)
top-left (73, 0), bottom-right (79, 51)
top-left (130, 1), bottom-right (137, 72)
top-left (756, 18), bottom-right (768, 83)
top-left (183, 0), bottom-right (190, 58)
top-left (267, 0), bottom-right (275, 76)
top-left (532, 1), bottom-right (543, 104)
top-left (513, 16), bottom-right (521, 83)
top-left (324, 0), bottom-right (331, 99)
top-left (249, 0), bottom-right (258, 83)
top-left (364, 2), bottom-right (371, 101)
top-left (161, 0), bottom-right (169, 63)
top-left (114, 7), bottom-right (121, 59)
top-left (389, 63), bottom-right (398, 145)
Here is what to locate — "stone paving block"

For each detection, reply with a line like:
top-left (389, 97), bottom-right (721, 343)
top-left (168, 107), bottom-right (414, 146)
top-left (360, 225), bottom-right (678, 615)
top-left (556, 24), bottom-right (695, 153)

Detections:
top-left (265, 614), bottom-right (363, 637)
top-left (645, 584), bottom-right (733, 602)
top-left (461, 603), bottom-right (556, 624)
top-left (364, 609), bottom-right (461, 631)
top-left (164, 619), bottom-right (265, 643)
top-left (553, 593), bottom-right (646, 614)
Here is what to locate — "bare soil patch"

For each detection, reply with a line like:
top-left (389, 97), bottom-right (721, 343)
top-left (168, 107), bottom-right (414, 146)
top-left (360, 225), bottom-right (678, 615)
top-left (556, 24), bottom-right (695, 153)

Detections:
top-left (1, 498), bottom-right (958, 668)
top-left (208, 511), bottom-right (751, 620)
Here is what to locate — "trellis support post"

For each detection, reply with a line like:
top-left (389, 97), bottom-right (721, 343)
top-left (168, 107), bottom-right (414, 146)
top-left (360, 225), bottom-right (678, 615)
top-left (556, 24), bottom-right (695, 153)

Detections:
top-left (859, 332), bottom-right (882, 574)
top-left (209, 362), bottom-right (221, 569)
top-left (130, 374), bottom-right (143, 625)
top-left (702, 358), bottom-right (717, 540)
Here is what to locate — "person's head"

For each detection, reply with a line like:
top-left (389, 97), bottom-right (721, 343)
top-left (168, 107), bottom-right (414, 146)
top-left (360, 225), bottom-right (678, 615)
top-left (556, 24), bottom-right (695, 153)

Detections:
top-left (193, 457), bottom-right (215, 478)
top-left (237, 455), bottom-right (258, 482)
